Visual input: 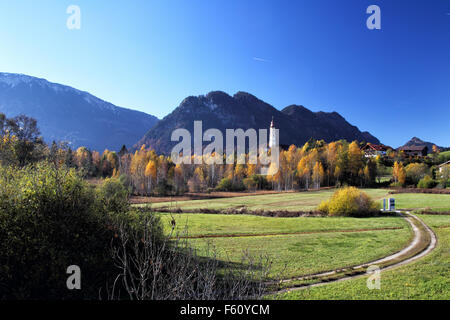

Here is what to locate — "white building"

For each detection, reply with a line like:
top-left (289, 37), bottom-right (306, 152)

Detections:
top-left (269, 117), bottom-right (277, 149)
top-left (438, 160), bottom-right (450, 174)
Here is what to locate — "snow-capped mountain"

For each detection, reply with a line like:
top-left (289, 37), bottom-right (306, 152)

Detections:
top-left (0, 73), bottom-right (158, 151)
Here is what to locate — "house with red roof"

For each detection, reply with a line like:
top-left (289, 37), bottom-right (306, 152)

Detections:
top-left (361, 143), bottom-right (391, 158)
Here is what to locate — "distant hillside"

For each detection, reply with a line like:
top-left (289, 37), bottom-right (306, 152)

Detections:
top-left (136, 91), bottom-right (380, 154)
top-left (400, 137), bottom-right (443, 152)
top-left (0, 73), bottom-right (158, 151)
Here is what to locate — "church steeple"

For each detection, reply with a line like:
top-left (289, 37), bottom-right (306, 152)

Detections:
top-left (269, 116), bottom-right (277, 149)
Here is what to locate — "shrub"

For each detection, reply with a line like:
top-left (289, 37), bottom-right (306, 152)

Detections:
top-left (216, 177), bottom-right (233, 191)
top-left (216, 178), bottom-right (246, 191)
top-left (155, 178), bottom-right (173, 195)
top-left (243, 177), bottom-right (257, 190)
top-left (318, 187), bottom-right (380, 217)
top-left (118, 173), bottom-right (133, 193)
top-left (97, 176), bottom-right (130, 214)
top-left (417, 175), bottom-right (437, 189)
top-left (231, 179), bottom-right (246, 191)
top-left (243, 175), bottom-right (269, 191)
top-left (0, 163), bottom-right (271, 300)
top-left (0, 162), bottom-right (115, 299)
top-left (254, 175), bottom-right (265, 189)
top-left (389, 181), bottom-right (403, 188)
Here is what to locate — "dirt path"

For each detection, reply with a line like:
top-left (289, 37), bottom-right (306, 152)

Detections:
top-left (271, 211), bottom-right (437, 294)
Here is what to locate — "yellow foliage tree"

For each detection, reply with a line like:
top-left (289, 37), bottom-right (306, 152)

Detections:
top-left (393, 161), bottom-right (406, 186)
top-left (145, 160), bottom-right (157, 194)
top-left (312, 161), bottom-right (324, 189)
top-left (297, 157), bottom-right (311, 189)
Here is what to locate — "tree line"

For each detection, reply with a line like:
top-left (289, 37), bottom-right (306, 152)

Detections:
top-left (1, 113), bottom-right (447, 195)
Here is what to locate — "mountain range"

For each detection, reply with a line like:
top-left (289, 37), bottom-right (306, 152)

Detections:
top-left (0, 73), bottom-right (383, 154)
top-left (136, 91), bottom-right (380, 154)
top-left (0, 73), bottom-right (158, 151)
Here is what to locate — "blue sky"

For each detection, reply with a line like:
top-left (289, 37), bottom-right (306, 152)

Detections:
top-left (0, 0), bottom-right (449, 147)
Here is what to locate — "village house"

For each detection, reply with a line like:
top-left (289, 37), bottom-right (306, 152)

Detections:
top-left (438, 160), bottom-right (450, 174)
top-left (397, 145), bottom-right (428, 157)
top-left (361, 143), bottom-right (390, 157)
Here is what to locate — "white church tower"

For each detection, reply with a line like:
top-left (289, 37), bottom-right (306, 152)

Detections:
top-left (269, 116), bottom-right (277, 149)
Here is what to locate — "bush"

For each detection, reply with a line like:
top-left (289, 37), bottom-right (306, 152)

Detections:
top-left (0, 162), bottom-right (116, 299)
top-left (155, 178), bottom-right (173, 195)
top-left (216, 178), bottom-right (245, 192)
top-left (243, 177), bottom-right (256, 190)
top-left (217, 177), bottom-right (233, 191)
top-left (417, 175), bottom-right (437, 189)
top-left (389, 181), bottom-right (403, 188)
top-left (97, 176), bottom-right (130, 214)
top-left (231, 179), bottom-right (245, 191)
top-left (243, 175), bottom-right (269, 191)
top-left (318, 187), bottom-right (380, 217)
top-left (118, 173), bottom-right (133, 193)
top-left (0, 163), bottom-right (271, 300)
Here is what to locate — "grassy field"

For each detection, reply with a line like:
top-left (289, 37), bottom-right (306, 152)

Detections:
top-left (438, 150), bottom-right (450, 163)
top-left (150, 189), bottom-right (390, 212)
top-left (188, 228), bottom-right (411, 278)
top-left (159, 213), bottom-right (411, 278)
top-left (147, 188), bottom-right (450, 213)
top-left (160, 213), bottom-right (407, 237)
top-left (274, 214), bottom-right (450, 299)
top-left (418, 214), bottom-right (450, 227)
top-left (153, 189), bottom-right (449, 295)
top-left (393, 193), bottom-right (450, 212)
top-left (157, 208), bottom-right (412, 278)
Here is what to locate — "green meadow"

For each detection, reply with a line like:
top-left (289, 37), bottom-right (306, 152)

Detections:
top-left (393, 193), bottom-right (450, 212)
top-left (152, 189), bottom-right (449, 296)
top-left (160, 213), bottom-right (408, 237)
top-left (188, 228), bottom-right (411, 278)
top-left (275, 215), bottom-right (450, 300)
top-left (148, 188), bottom-right (450, 213)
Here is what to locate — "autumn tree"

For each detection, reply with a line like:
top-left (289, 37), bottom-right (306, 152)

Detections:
top-left (173, 164), bottom-right (187, 194)
top-left (312, 161), bottom-right (325, 189)
top-left (334, 143), bottom-right (348, 185)
top-left (393, 161), bottom-right (406, 186)
top-left (2, 114), bottom-right (44, 166)
top-left (76, 147), bottom-right (94, 175)
top-left (325, 142), bottom-right (338, 186)
top-left (363, 159), bottom-right (377, 186)
top-left (405, 163), bottom-right (429, 186)
top-left (144, 160), bottom-right (157, 194)
top-left (348, 141), bottom-right (364, 185)
top-left (297, 157), bottom-right (311, 190)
